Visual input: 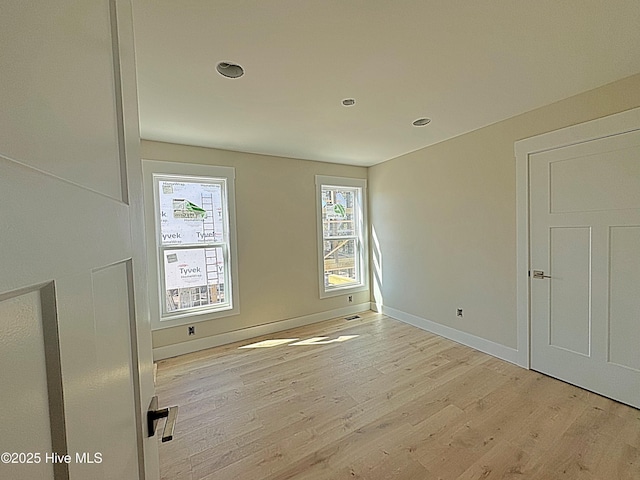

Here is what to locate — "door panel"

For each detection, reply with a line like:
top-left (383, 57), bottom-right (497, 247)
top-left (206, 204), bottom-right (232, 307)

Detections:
top-left (550, 146), bottom-right (640, 213)
top-left (0, 287), bottom-right (56, 480)
top-left (549, 227), bottom-right (591, 355)
top-left (608, 226), bottom-right (640, 371)
top-left (530, 129), bottom-right (640, 408)
top-left (0, 1), bottom-right (124, 201)
top-left (92, 262), bottom-right (139, 480)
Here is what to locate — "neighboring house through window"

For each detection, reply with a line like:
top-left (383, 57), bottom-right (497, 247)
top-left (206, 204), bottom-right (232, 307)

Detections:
top-left (316, 175), bottom-right (368, 298)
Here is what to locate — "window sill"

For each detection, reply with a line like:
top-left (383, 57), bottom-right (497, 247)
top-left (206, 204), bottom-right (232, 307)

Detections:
top-left (319, 283), bottom-right (368, 299)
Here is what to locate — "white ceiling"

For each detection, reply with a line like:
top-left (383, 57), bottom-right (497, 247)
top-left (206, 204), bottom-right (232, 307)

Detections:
top-left (132, 1), bottom-right (640, 167)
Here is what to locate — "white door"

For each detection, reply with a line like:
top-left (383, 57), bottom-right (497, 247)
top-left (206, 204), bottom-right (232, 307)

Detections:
top-left (0, 1), bottom-right (160, 479)
top-left (530, 128), bottom-right (640, 409)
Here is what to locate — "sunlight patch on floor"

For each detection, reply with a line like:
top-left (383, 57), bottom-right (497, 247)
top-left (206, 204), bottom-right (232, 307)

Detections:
top-left (238, 335), bottom-right (359, 349)
top-left (239, 339), bottom-right (299, 349)
top-left (289, 335), bottom-right (359, 346)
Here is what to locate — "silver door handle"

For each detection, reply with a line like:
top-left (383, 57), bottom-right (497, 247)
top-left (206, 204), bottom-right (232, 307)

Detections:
top-left (147, 396), bottom-right (179, 442)
top-left (532, 270), bottom-right (552, 279)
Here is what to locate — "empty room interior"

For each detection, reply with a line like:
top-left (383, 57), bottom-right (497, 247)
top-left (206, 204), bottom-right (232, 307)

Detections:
top-left (1, 1), bottom-right (640, 480)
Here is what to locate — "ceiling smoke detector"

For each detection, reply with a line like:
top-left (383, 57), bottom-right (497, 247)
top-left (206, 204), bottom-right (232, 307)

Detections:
top-left (216, 62), bottom-right (244, 79)
top-left (412, 117), bottom-right (432, 127)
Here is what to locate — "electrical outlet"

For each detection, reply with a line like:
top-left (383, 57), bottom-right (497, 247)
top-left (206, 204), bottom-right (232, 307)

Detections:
top-left (348, 295), bottom-right (353, 303)
top-left (188, 326), bottom-right (196, 336)
top-left (456, 308), bottom-right (463, 318)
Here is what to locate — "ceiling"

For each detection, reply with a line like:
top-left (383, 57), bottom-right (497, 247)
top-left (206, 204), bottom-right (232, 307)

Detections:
top-left (132, 0), bottom-right (640, 167)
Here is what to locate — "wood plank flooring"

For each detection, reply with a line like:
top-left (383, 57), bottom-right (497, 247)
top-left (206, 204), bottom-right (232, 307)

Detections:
top-left (155, 311), bottom-right (640, 479)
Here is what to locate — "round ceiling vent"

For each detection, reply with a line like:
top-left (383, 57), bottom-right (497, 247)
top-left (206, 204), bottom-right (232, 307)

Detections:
top-left (216, 62), bottom-right (244, 79)
top-left (412, 118), bottom-right (432, 127)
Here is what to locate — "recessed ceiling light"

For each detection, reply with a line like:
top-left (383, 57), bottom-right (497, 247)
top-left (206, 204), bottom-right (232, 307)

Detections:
top-left (342, 98), bottom-right (356, 107)
top-left (216, 62), bottom-right (244, 79)
top-left (412, 118), bottom-right (432, 127)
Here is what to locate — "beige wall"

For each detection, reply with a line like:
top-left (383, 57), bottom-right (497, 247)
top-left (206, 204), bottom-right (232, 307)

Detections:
top-left (369, 74), bottom-right (640, 349)
top-left (142, 141), bottom-right (368, 348)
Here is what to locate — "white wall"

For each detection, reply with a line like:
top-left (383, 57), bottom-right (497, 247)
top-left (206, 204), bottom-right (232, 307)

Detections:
top-left (369, 74), bottom-right (640, 351)
top-left (141, 141), bottom-right (369, 353)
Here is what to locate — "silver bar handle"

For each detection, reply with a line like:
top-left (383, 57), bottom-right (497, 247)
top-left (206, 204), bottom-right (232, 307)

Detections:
top-left (161, 406), bottom-right (178, 442)
top-left (533, 270), bottom-right (552, 279)
top-left (147, 396), bottom-right (179, 442)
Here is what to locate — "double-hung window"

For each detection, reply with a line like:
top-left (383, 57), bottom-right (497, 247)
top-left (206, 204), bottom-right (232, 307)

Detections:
top-left (143, 160), bottom-right (239, 328)
top-left (316, 176), bottom-right (368, 298)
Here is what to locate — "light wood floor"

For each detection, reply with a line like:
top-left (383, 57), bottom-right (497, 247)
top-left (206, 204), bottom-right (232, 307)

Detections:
top-left (155, 311), bottom-right (640, 479)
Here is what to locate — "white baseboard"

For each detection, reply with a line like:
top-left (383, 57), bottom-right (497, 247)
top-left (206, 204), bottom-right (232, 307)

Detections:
top-left (153, 303), bottom-right (372, 361)
top-left (382, 305), bottom-right (522, 367)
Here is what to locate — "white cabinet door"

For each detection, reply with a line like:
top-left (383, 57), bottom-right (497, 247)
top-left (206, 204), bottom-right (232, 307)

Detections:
top-left (0, 1), bottom-right (159, 479)
top-left (530, 128), bottom-right (640, 409)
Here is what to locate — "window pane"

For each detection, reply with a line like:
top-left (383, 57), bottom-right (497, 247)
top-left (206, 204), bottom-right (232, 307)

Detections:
top-left (158, 179), bottom-right (225, 245)
top-left (322, 187), bottom-right (356, 237)
top-left (323, 238), bottom-right (359, 288)
top-left (164, 247), bottom-right (226, 313)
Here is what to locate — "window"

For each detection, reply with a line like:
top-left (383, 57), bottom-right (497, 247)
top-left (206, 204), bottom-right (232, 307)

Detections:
top-left (316, 176), bottom-right (368, 298)
top-left (143, 161), bottom-right (239, 328)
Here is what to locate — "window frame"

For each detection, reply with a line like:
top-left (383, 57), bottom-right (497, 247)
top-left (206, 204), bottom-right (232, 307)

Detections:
top-left (315, 175), bottom-right (369, 299)
top-left (142, 160), bottom-right (239, 330)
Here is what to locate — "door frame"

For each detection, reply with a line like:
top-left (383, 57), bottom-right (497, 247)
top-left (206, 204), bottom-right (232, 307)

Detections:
top-left (514, 106), bottom-right (640, 369)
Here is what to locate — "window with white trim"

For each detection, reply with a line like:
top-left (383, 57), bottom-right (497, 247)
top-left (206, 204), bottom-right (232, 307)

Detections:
top-left (316, 176), bottom-right (368, 298)
top-left (143, 161), bottom-right (239, 328)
